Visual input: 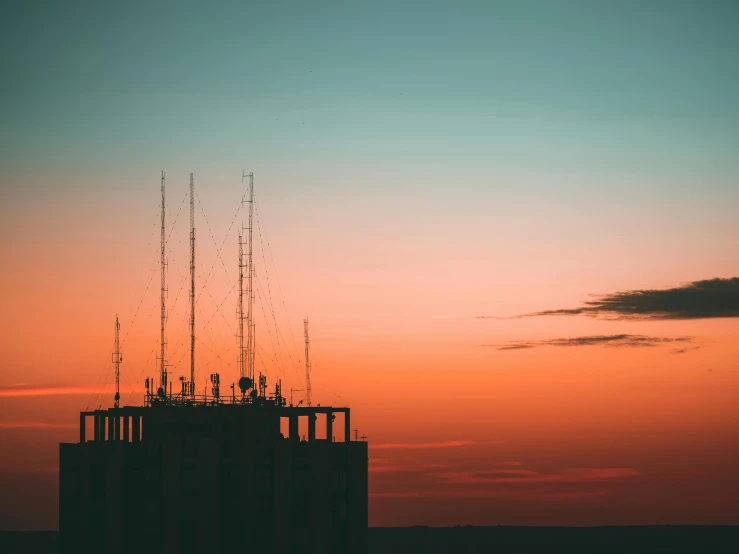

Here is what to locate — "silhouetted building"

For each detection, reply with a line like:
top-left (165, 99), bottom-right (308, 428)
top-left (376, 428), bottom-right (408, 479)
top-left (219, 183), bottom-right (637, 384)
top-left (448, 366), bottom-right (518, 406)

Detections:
top-left (59, 402), bottom-right (367, 554)
top-left (60, 173), bottom-right (367, 552)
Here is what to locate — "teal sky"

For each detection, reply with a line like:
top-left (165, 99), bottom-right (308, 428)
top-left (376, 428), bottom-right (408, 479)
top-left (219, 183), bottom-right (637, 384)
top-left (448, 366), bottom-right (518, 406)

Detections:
top-left (2, 0), bottom-right (739, 195)
top-left (3, 0), bottom-right (738, 320)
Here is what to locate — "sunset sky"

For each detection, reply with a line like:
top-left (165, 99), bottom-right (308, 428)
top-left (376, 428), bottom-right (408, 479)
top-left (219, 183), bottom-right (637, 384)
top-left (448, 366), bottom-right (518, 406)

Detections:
top-left (2, 0), bottom-right (739, 530)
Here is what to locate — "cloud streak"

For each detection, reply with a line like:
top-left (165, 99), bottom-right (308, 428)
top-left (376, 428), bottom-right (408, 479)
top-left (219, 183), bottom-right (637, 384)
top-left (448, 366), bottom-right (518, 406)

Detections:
top-left (671, 345), bottom-right (704, 354)
top-left (368, 461), bottom-right (639, 503)
top-left (0, 422), bottom-right (78, 430)
top-left (481, 277), bottom-right (739, 321)
top-left (371, 489), bottom-right (610, 501)
top-left (370, 440), bottom-right (475, 450)
top-left (486, 334), bottom-right (695, 351)
top-left (0, 384), bottom-right (99, 397)
top-left (434, 467), bottom-right (640, 485)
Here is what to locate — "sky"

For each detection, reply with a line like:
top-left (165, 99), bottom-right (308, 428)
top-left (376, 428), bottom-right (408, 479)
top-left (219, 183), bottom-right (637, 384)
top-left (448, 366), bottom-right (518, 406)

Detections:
top-left (1, 0), bottom-right (739, 530)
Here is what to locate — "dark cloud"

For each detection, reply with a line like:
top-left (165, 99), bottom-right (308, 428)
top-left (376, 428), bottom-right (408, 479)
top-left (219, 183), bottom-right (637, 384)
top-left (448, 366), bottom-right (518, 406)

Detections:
top-left (485, 334), bottom-right (694, 351)
top-left (487, 278), bottom-right (739, 321)
top-left (496, 344), bottom-right (536, 351)
top-left (670, 345), bottom-right (702, 355)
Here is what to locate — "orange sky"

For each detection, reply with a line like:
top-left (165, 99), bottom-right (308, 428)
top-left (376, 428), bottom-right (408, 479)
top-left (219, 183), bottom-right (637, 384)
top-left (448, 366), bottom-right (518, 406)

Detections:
top-left (1, 172), bottom-right (738, 530)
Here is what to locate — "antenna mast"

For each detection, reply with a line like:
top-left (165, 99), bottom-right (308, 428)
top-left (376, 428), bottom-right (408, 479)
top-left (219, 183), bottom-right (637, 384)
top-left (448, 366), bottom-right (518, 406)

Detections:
top-left (238, 231), bottom-right (246, 379)
top-left (304, 318), bottom-right (311, 406)
top-left (113, 315), bottom-right (121, 408)
top-left (159, 170), bottom-right (167, 395)
top-left (189, 173), bottom-right (195, 398)
top-left (290, 387), bottom-right (304, 406)
top-left (242, 171), bottom-right (255, 382)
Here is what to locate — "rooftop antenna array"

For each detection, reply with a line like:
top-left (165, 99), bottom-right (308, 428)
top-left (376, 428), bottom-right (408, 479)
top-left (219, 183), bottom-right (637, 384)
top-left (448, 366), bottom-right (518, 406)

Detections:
top-left (158, 170), bottom-right (168, 397)
top-left (133, 171), bottom-right (287, 408)
top-left (113, 315), bottom-right (121, 408)
top-left (304, 318), bottom-right (312, 406)
top-left (189, 173), bottom-right (196, 398)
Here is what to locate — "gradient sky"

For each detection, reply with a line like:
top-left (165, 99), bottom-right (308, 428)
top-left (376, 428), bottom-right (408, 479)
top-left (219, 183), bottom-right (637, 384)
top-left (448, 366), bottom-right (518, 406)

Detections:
top-left (2, 0), bottom-right (739, 530)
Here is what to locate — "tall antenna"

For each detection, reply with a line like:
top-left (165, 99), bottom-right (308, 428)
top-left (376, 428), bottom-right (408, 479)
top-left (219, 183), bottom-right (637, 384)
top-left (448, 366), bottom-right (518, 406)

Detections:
top-left (113, 315), bottom-right (121, 408)
top-left (159, 170), bottom-right (167, 395)
top-left (238, 231), bottom-right (246, 379)
top-left (304, 318), bottom-right (312, 407)
top-left (189, 173), bottom-right (195, 398)
top-left (242, 171), bottom-right (255, 382)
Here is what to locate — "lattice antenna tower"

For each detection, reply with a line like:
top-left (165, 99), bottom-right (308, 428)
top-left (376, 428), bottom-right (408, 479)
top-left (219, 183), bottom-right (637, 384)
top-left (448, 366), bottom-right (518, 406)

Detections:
top-left (159, 170), bottom-right (167, 394)
top-left (304, 318), bottom-right (312, 406)
top-left (242, 171), bottom-right (255, 382)
top-left (238, 229), bottom-right (246, 379)
top-left (113, 315), bottom-right (121, 408)
top-left (189, 173), bottom-right (196, 398)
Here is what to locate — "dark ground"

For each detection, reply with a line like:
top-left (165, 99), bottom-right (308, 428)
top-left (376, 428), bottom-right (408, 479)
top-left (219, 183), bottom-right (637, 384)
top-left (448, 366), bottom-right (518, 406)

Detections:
top-left (1, 526), bottom-right (738, 553)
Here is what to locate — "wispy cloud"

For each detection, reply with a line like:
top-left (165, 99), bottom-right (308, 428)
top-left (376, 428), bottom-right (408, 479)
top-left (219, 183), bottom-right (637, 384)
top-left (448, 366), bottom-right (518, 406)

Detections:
top-left (370, 489), bottom-right (611, 501)
top-left (439, 490), bottom-right (610, 501)
top-left (670, 345), bottom-right (703, 355)
top-left (480, 277), bottom-right (739, 321)
top-left (434, 467), bottom-right (640, 485)
top-left (367, 458), bottom-right (451, 473)
top-left (370, 440), bottom-right (475, 450)
top-left (0, 384), bottom-right (99, 397)
top-left (369, 492), bottom-right (421, 499)
top-left (369, 458), bottom-right (390, 465)
top-left (368, 460), bottom-right (639, 503)
top-left (369, 465), bottom-right (418, 473)
top-left (0, 421), bottom-right (78, 429)
top-left (496, 343), bottom-right (536, 351)
top-left (421, 462), bottom-right (448, 469)
top-left (485, 334), bottom-right (694, 351)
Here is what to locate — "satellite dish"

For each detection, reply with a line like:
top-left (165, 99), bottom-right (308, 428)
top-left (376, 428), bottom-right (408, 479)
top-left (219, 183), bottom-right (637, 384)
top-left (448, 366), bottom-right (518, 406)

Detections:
top-left (250, 389), bottom-right (258, 399)
top-left (238, 376), bottom-right (253, 392)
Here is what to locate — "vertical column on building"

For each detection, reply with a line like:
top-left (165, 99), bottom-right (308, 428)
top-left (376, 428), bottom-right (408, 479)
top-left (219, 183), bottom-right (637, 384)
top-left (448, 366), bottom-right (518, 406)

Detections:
top-left (273, 437), bottom-right (293, 552)
top-left (79, 413), bottom-right (86, 443)
top-left (107, 414), bottom-right (114, 442)
top-left (132, 415), bottom-right (141, 442)
top-left (308, 412), bottom-right (316, 441)
top-left (289, 413), bottom-right (299, 442)
top-left (310, 431), bottom-right (331, 552)
top-left (105, 435), bottom-right (125, 554)
top-left (326, 410), bottom-right (333, 442)
top-left (344, 410), bottom-right (351, 443)
top-left (122, 415), bottom-right (129, 442)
